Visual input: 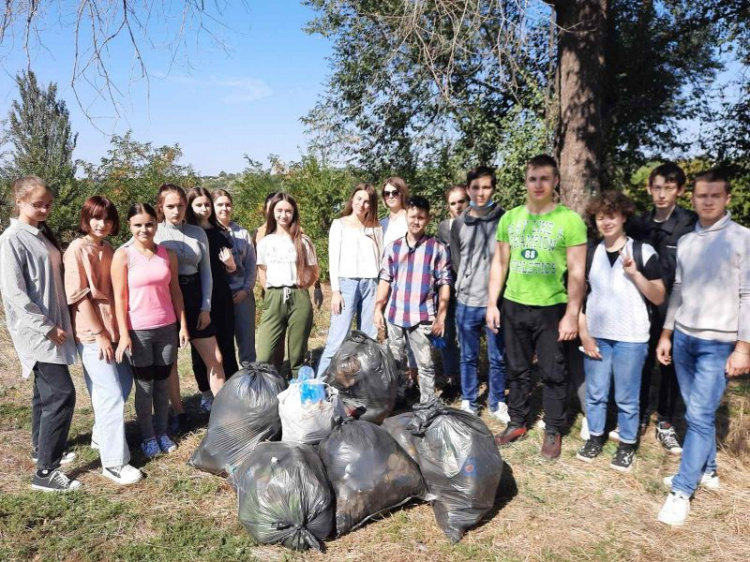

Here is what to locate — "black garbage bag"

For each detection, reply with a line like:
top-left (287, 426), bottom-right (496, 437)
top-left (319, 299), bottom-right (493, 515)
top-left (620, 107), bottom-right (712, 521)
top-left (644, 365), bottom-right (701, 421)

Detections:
top-left (381, 412), bottom-right (421, 464)
top-left (387, 400), bottom-right (503, 543)
top-left (318, 418), bottom-right (427, 535)
top-left (230, 442), bottom-right (334, 551)
top-left (189, 363), bottom-right (287, 476)
top-left (323, 330), bottom-right (399, 424)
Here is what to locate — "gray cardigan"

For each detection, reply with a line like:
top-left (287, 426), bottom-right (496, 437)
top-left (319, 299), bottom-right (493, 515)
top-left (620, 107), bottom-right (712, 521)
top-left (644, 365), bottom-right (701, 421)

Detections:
top-left (0, 220), bottom-right (77, 378)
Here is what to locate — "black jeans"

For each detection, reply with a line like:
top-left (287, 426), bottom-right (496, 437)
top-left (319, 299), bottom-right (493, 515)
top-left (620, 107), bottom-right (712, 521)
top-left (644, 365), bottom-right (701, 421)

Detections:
top-left (502, 299), bottom-right (569, 433)
top-left (639, 316), bottom-right (680, 424)
top-left (192, 291), bottom-right (239, 392)
top-left (31, 362), bottom-right (76, 471)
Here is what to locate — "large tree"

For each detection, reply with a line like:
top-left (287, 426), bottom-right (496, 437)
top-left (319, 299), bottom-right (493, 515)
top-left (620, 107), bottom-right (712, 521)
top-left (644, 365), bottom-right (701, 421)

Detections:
top-left (304, 1), bottom-right (738, 212)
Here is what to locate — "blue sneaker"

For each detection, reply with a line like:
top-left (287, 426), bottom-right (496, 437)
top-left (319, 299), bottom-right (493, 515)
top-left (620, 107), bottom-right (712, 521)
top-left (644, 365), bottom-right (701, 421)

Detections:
top-left (140, 438), bottom-right (160, 459)
top-left (157, 434), bottom-right (177, 454)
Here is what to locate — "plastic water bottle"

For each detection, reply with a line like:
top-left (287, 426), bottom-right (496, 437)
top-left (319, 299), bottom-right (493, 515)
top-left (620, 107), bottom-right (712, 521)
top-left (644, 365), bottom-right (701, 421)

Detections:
top-left (298, 366), bottom-right (325, 404)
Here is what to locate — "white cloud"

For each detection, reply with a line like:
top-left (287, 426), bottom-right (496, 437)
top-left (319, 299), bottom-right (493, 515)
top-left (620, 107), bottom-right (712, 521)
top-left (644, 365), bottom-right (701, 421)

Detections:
top-left (153, 72), bottom-right (273, 103)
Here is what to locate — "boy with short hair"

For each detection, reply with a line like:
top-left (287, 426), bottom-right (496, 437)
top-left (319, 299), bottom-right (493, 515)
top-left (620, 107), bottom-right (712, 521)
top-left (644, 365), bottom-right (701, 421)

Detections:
top-left (450, 167), bottom-right (508, 419)
top-left (656, 170), bottom-right (750, 526)
top-left (628, 162), bottom-right (697, 453)
top-left (487, 155), bottom-right (588, 460)
top-left (374, 196), bottom-right (452, 402)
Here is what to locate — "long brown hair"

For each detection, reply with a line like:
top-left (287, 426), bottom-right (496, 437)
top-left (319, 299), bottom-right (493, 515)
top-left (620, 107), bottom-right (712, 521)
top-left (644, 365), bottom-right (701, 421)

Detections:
top-left (12, 176), bottom-right (60, 250)
top-left (156, 183), bottom-right (187, 223)
top-left (266, 192), bottom-right (317, 287)
top-left (381, 176), bottom-right (410, 209)
top-left (186, 187), bottom-right (225, 230)
top-left (341, 183), bottom-right (379, 227)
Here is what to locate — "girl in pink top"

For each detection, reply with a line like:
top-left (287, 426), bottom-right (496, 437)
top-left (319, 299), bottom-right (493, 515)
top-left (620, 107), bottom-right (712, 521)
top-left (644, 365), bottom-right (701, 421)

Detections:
top-left (112, 203), bottom-right (188, 459)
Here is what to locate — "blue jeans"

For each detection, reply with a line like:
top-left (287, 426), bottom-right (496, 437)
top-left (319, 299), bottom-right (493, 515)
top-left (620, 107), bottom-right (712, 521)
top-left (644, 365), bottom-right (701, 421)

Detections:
top-left (317, 278), bottom-right (378, 378)
top-left (456, 303), bottom-right (506, 411)
top-left (584, 339), bottom-right (647, 444)
top-left (440, 292), bottom-right (460, 379)
top-left (79, 342), bottom-right (133, 468)
top-left (671, 330), bottom-right (734, 496)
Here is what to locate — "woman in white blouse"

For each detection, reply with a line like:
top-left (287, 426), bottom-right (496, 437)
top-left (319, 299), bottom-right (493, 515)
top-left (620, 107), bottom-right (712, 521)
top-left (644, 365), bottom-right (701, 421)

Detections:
top-left (316, 184), bottom-right (383, 377)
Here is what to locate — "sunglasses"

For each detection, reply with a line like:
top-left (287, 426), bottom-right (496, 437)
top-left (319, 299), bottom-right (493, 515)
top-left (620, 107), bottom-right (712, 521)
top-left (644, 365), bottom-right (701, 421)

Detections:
top-left (383, 190), bottom-right (400, 198)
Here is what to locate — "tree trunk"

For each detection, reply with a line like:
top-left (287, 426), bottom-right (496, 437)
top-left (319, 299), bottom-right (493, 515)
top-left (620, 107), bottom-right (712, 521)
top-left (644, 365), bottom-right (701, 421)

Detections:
top-left (554, 0), bottom-right (607, 214)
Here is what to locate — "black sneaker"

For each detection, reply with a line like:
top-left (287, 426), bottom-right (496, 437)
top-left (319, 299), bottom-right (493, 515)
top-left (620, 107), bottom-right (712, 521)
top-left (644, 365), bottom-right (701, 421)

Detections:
top-left (576, 437), bottom-right (603, 463)
top-left (610, 445), bottom-right (636, 472)
top-left (655, 422), bottom-right (683, 455)
top-left (31, 469), bottom-right (81, 493)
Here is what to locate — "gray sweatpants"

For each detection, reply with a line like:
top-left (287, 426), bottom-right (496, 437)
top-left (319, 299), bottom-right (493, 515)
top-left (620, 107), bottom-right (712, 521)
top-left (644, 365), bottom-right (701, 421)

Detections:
top-left (385, 320), bottom-right (436, 402)
top-left (134, 378), bottom-right (169, 440)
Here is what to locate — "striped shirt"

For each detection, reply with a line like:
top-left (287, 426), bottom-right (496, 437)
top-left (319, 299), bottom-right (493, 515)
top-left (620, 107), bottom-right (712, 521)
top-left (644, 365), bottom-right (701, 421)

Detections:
top-left (379, 235), bottom-right (452, 328)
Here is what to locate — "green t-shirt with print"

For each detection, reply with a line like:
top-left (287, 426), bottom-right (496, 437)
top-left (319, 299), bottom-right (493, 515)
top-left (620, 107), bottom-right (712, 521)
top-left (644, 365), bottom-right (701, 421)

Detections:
top-left (496, 205), bottom-right (587, 306)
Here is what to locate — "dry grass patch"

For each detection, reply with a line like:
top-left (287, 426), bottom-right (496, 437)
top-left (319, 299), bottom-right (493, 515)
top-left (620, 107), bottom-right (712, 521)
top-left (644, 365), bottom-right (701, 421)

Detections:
top-left (1, 290), bottom-right (749, 561)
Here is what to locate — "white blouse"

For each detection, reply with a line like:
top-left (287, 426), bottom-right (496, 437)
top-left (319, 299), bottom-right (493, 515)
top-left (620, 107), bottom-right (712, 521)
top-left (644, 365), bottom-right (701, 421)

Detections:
top-left (328, 218), bottom-right (383, 292)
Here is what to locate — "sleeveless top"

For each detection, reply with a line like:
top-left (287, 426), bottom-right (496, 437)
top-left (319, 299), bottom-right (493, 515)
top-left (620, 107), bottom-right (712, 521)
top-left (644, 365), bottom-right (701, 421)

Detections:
top-left (125, 244), bottom-right (177, 330)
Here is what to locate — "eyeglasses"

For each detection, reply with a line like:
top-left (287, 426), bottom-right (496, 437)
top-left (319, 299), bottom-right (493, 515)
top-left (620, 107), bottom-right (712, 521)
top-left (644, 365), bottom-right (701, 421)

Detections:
top-left (26, 201), bottom-right (54, 210)
top-left (383, 190), bottom-right (400, 198)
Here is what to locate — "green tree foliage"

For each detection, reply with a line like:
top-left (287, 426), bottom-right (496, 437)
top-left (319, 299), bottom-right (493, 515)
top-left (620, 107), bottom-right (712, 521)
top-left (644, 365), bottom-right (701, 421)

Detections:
top-left (1, 70), bottom-right (79, 234)
top-left (77, 132), bottom-right (199, 245)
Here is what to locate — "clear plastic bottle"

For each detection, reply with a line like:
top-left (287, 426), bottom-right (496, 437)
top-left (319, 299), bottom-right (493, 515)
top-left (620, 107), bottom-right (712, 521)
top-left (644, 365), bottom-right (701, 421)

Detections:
top-left (298, 365), bottom-right (325, 404)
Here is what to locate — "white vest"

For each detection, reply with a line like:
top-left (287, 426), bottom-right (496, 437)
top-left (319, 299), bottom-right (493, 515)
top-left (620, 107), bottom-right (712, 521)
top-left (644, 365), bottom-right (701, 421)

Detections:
top-left (586, 239), bottom-right (656, 343)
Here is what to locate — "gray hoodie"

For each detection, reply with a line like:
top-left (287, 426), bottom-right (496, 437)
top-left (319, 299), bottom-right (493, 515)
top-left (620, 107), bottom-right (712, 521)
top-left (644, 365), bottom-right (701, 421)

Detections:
top-left (450, 204), bottom-right (505, 307)
top-left (664, 212), bottom-right (750, 343)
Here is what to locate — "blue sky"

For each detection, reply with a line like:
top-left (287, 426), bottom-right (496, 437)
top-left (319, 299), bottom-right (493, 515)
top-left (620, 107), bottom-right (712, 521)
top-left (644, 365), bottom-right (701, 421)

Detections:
top-left (0, 1), bottom-right (332, 176)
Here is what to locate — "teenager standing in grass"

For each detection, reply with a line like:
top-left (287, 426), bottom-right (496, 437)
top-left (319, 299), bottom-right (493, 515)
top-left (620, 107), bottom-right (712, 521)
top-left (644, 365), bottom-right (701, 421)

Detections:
top-left (450, 168), bottom-right (508, 419)
top-left (436, 185), bottom-right (468, 401)
top-left (186, 187), bottom-right (238, 408)
top-left (575, 191), bottom-right (665, 472)
top-left (213, 189), bottom-right (257, 366)
top-left (256, 193), bottom-right (320, 378)
top-left (657, 171), bottom-right (750, 526)
top-left (316, 183), bottom-right (383, 378)
top-left (487, 155), bottom-right (587, 460)
top-left (628, 162), bottom-right (697, 453)
top-left (154, 184), bottom-right (226, 424)
top-left (0, 176), bottom-right (79, 492)
top-left (375, 196), bottom-right (452, 402)
top-left (63, 196), bottom-right (143, 485)
top-left (112, 203), bottom-right (189, 459)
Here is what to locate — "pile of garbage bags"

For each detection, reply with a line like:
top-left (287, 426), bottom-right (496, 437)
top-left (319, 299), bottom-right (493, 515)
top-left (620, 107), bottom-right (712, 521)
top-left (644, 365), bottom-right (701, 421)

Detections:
top-left (189, 350), bottom-right (504, 551)
top-left (323, 330), bottom-right (399, 424)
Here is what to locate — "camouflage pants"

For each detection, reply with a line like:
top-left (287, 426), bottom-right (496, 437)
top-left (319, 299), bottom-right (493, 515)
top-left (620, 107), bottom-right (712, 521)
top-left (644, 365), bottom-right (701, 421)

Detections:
top-left (385, 321), bottom-right (435, 402)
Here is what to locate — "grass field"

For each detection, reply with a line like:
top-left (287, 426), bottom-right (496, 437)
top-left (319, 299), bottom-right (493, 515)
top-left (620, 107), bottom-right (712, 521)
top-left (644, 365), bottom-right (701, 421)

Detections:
top-left (1, 287), bottom-right (749, 562)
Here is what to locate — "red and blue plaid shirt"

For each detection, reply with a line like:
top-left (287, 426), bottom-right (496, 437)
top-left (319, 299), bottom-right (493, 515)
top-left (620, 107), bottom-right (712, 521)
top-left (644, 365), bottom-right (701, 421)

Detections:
top-left (379, 235), bottom-right (452, 328)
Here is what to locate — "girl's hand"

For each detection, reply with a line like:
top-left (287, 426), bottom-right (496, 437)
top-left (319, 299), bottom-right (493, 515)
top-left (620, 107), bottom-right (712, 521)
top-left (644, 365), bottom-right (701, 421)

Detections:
top-left (232, 289), bottom-right (248, 304)
top-left (580, 335), bottom-right (602, 360)
top-left (197, 310), bottom-right (211, 331)
top-left (656, 336), bottom-right (672, 366)
top-left (96, 333), bottom-right (115, 363)
top-left (115, 336), bottom-right (132, 364)
top-left (46, 326), bottom-right (67, 346)
top-left (620, 246), bottom-right (637, 278)
top-left (219, 247), bottom-right (236, 271)
top-left (179, 324), bottom-right (190, 348)
top-left (331, 291), bottom-right (344, 315)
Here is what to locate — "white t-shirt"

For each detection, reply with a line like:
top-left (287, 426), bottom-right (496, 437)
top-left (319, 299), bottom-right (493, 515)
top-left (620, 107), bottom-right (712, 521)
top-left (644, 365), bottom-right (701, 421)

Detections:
top-left (257, 233), bottom-right (317, 288)
top-left (328, 218), bottom-right (383, 291)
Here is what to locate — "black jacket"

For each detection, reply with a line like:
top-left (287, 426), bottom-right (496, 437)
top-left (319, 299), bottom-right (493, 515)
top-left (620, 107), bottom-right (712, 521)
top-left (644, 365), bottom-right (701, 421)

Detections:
top-left (627, 205), bottom-right (697, 291)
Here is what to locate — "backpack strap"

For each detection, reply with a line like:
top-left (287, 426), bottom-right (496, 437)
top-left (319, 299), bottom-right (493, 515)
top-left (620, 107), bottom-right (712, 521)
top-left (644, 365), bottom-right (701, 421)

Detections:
top-left (632, 239), bottom-right (645, 273)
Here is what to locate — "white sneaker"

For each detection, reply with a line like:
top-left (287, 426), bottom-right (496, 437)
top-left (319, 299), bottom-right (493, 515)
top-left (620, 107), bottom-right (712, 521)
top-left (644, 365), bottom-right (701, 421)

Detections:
top-left (490, 403), bottom-right (511, 424)
top-left (657, 492), bottom-right (690, 526)
top-left (663, 472), bottom-right (720, 491)
top-left (535, 418), bottom-right (546, 430)
top-left (580, 417), bottom-right (590, 441)
top-left (200, 393), bottom-right (214, 413)
top-left (608, 427), bottom-right (620, 441)
top-left (102, 464), bottom-right (144, 485)
top-left (460, 400), bottom-right (477, 415)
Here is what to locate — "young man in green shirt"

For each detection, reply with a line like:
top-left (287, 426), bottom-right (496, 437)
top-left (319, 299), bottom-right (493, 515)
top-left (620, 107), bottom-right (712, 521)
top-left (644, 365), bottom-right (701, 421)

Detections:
top-left (486, 155), bottom-right (588, 459)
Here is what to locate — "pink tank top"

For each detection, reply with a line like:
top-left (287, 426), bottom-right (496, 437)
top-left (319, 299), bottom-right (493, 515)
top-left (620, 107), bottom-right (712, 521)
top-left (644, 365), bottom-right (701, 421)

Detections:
top-left (125, 244), bottom-right (177, 330)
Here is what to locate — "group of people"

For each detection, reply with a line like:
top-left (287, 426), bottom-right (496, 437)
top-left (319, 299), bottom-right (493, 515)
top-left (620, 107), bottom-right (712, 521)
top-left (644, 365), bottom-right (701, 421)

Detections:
top-left (0, 154), bottom-right (747, 529)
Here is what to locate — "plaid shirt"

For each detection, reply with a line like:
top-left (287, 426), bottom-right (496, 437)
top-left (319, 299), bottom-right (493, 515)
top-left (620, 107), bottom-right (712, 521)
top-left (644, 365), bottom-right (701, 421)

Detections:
top-left (380, 235), bottom-right (452, 328)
